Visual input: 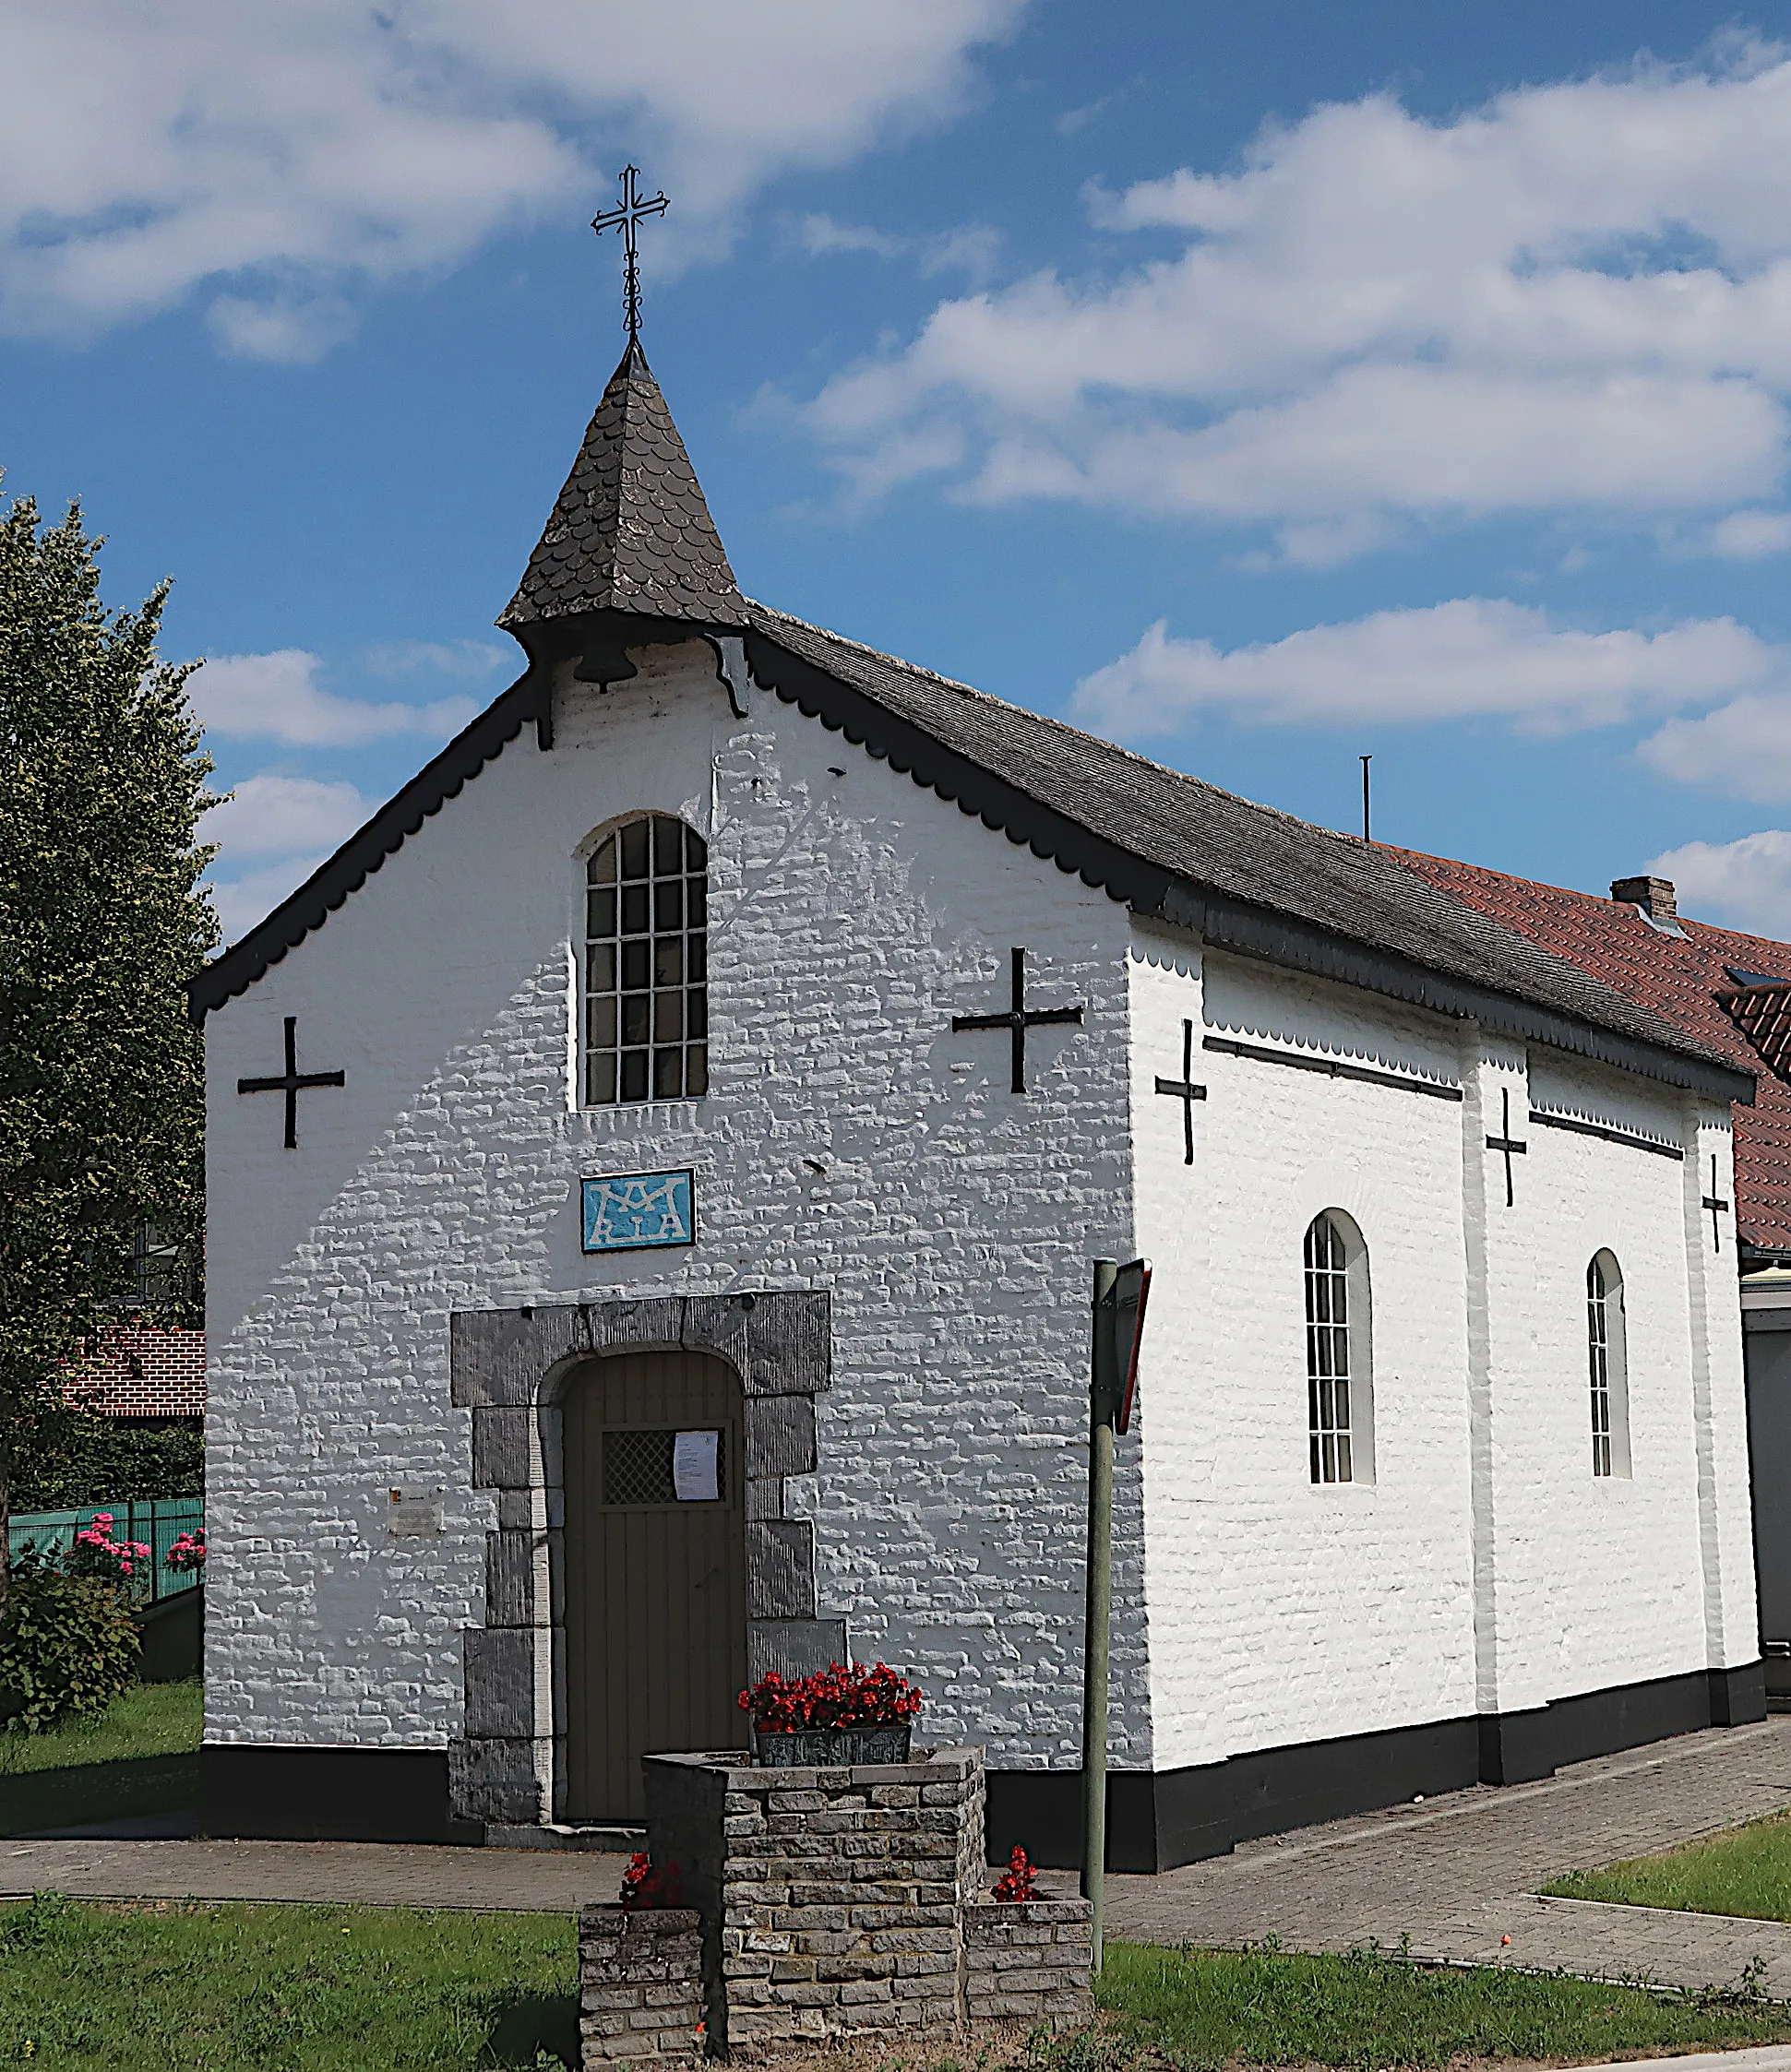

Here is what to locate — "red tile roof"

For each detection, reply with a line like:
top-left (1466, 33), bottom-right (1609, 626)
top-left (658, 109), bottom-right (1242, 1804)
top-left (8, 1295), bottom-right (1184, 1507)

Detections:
top-left (1396, 848), bottom-right (1791, 1256)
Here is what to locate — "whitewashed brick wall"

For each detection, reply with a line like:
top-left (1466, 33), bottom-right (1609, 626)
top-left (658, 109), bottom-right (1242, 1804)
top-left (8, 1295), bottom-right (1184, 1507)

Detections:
top-left (205, 647), bottom-right (1142, 1765)
top-left (204, 639), bottom-right (1757, 1779)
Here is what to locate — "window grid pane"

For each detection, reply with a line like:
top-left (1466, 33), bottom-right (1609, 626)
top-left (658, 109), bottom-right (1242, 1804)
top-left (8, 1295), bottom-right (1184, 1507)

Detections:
top-left (1587, 1258), bottom-right (1612, 1478)
top-left (584, 816), bottom-right (708, 1107)
top-left (1305, 1214), bottom-right (1354, 1483)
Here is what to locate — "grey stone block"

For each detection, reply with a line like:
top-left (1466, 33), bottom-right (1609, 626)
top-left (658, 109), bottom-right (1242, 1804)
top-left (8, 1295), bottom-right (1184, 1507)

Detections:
top-left (746, 1620), bottom-right (847, 1686)
top-left (463, 1625), bottom-right (536, 1737)
top-left (747, 1520), bottom-right (816, 1619)
top-left (471, 1404), bottom-right (533, 1490)
top-left (746, 1478), bottom-right (785, 1521)
top-left (449, 1734), bottom-right (542, 1824)
top-left (449, 1304), bottom-right (580, 1407)
top-left (485, 1529), bottom-right (536, 1627)
top-left (746, 1395), bottom-right (817, 1481)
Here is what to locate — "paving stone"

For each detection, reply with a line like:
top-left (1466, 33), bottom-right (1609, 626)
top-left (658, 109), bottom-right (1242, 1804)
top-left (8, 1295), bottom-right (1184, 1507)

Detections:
top-left (1104, 1716), bottom-right (1791, 1995)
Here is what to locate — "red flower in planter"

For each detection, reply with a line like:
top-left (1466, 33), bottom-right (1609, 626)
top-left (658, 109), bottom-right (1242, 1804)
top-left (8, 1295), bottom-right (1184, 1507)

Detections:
top-left (619, 1852), bottom-right (684, 1912)
top-left (736, 1661), bottom-right (924, 1733)
top-left (992, 1846), bottom-right (1038, 1902)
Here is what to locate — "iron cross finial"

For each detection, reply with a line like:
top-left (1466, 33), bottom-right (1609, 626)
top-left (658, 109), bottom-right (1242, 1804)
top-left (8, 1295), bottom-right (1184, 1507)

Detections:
top-left (592, 165), bottom-right (670, 344)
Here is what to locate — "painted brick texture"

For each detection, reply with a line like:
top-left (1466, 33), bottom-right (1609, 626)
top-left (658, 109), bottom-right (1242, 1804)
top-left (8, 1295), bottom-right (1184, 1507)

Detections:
top-left (203, 651), bottom-right (1141, 1766)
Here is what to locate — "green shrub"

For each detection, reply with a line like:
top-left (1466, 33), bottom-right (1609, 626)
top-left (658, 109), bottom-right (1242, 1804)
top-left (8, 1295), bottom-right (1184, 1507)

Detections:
top-left (0, 1567), bottom-right (139, 1732)
top-left (12, 1413), bottom-right (203, 1509)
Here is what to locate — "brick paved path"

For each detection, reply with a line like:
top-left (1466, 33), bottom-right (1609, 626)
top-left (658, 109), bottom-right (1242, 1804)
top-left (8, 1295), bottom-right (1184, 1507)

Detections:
top-left (1104, 1716), bottom-right (1791, 1991)
top-left (0, 1835), bottom-right (630, 1911)
top-left (7, 1719), bottom-right (1791, 1993)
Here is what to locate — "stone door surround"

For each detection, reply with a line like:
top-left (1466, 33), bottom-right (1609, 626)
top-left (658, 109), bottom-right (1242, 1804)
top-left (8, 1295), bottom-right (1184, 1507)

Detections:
top-left (448, 1291), bottom-right (838, 1836)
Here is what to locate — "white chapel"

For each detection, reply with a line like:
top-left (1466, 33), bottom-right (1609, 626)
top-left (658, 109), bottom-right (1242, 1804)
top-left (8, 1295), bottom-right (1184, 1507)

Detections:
top-left (192, 337), bottom-right (1763, 1869)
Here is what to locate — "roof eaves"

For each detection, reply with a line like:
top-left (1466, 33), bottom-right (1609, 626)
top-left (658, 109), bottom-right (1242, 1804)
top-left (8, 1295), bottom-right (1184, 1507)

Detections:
top-left (743, 622), bottom-right (1754, 1107)
top-left (186, 667), bottom-right (543, 1020)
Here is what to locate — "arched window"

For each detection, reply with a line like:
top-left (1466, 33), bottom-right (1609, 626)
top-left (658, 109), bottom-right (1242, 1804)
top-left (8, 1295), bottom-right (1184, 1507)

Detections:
top-left (584, 816), bottom-right (708, 1105)
top-left (1305, 1211), bottom-right (1373, 1484)
top-left (1586, 1250), bottom-right (1630, 1478)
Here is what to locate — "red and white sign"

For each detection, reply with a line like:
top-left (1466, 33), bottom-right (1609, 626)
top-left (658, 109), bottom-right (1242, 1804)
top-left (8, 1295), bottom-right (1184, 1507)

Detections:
top-left (1114, 1257), bottom-right (1152, 1435)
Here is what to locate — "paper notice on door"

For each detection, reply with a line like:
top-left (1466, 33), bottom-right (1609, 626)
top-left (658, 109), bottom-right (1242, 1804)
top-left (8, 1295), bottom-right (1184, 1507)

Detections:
top-left (673, 1429), bottom-right (721, 1502)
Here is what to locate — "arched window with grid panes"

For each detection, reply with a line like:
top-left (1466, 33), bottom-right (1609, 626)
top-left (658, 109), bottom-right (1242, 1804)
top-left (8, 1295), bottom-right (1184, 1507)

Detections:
top-left (1304, 1209), bottom-right (1374, 1484)
top-left (583, 816), bottom-right (708, 1105)
top-left (1586, 1250), bottom-right (1631, 1478)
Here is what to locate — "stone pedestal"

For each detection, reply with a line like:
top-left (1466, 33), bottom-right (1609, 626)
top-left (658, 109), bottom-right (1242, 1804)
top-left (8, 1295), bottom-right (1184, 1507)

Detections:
top-left (579, 1907), bottom-right (705, 2063)
top-left (577, 1745), bottom-right (1093, 2064)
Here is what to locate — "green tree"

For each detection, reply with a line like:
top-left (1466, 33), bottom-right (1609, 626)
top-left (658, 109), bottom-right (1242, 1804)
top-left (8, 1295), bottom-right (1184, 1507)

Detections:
top-left (0, 491), bottom-right (215, 1602)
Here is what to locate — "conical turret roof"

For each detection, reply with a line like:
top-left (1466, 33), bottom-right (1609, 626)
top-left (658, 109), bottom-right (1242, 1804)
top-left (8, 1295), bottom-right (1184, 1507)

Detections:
top-left (500, 340), bottom-right (746, 632)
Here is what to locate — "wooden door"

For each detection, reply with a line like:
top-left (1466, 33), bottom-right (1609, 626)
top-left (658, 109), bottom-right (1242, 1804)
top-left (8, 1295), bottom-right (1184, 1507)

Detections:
top-left (561, 1352), bottom-right (748, 1822)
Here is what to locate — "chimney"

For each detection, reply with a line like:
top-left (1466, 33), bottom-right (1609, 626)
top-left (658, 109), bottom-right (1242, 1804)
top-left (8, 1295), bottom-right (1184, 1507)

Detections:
top-left (1611, 875), bottom-right (1678, 925)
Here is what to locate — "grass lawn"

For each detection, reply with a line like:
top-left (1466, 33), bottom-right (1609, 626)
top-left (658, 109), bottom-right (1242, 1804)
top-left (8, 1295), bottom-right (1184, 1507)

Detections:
top-left (1541, 1808), bottom-right (1791, 1923)
top-left (0, 1680), bottom-right (200, 1835)
top-left (0, 1894), bottom-right (578, 2070)
top-left (1069, 1939), bottom-right (1791, 2070)
top-left (1, 1910), bottom-right (1788, 2072)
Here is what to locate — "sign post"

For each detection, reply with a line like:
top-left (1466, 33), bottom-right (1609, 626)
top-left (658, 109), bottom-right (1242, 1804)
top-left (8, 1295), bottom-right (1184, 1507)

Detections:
top-left (1081, 1256), bottom-right (1151, 1975)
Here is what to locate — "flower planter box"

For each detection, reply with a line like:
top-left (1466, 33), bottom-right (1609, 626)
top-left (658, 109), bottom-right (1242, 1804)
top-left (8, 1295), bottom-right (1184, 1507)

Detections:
top-left (748, 1723), bottom-right (913, 1768)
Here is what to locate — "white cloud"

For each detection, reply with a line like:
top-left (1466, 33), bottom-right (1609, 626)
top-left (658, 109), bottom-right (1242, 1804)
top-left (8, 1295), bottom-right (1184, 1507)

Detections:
top-left (802, 44), bottom-right (1791, 554)
top-left (191, 649), bottom-right (479, 746)
top-left (207, 852), bottom-right (333, 944)
top-left (0, 0), bottom-right (1023, 351)
top-left (796, 214), bottom-right (906, 261)
top-left (1708, 508), bottom-right (1791, 556)
top-left (1074, 601), bottom-right (1781, 741)
top-left (208, 774), bottom-right (370, 857)
top-left (362, 637), bottom-right (508, 680)
top-left (1637, 696), bottom-right (1791, 800)
top-left (793, 212), bottom-right (1002, 283)
top-left (1646, 829), bottom-right (1791, 936)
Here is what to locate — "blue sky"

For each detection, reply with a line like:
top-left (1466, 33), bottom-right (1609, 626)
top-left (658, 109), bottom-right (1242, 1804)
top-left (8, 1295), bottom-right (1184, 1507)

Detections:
top-left (12, 3), bottom-right (1791, 940)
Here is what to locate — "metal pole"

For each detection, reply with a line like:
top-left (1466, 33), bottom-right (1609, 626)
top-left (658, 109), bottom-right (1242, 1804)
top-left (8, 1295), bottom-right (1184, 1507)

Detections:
top-left (1081, 1258), bottom-right (1118, 1974)
top-left (1360, 755), bottom-right (1372, 843)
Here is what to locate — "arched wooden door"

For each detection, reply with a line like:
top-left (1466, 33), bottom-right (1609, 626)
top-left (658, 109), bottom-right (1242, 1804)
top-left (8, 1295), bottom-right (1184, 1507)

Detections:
top-left (561, 1352), bottom-right (748, 1822)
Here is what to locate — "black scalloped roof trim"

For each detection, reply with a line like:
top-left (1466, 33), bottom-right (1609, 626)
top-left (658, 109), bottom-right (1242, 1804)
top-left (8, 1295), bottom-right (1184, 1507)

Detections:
top-left (187, 668), bottom-right (541, 1020)
top-left (740, 606), bottom-right (1751, 1104)
top-left (185, 601), bottom-right (1753, 1102)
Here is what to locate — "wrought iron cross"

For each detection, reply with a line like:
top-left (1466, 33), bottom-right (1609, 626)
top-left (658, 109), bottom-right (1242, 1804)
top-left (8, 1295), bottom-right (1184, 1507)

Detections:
top-left (1154, 1018), bottom-right (1207, 1165)
top-left (1486, 1086), bottom-right (1528, 1208)
top-left (592, 164), bottom-right (670, 344)
top-left (951, 947), bottom-right (1084, 1093)
top-left (1703, 1156), bottom-right (1731, 1251)
top-left (237, 1016), bottom-right (345, 1149)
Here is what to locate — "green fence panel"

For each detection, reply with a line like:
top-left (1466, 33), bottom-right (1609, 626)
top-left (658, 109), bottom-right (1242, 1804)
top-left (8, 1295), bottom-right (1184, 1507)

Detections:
top-left (10, 1499), bottom-right (203, 1604)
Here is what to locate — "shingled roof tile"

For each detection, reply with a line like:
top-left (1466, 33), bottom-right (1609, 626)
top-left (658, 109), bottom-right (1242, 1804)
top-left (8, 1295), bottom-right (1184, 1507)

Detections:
top-left (500, 340), bottom-right (746, 631)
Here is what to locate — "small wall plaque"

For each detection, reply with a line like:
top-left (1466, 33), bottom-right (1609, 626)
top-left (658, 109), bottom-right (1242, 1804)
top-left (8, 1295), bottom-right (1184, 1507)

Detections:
top-left (388, 1486), bottom-right (444, 1538)
top-left (582, 1168), bottom-right (696, 1253)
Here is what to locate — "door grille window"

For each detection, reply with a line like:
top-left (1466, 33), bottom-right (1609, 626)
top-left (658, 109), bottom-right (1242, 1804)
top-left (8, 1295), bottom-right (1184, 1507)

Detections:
top-left (585, 816), bottom-right (708, 1106)
top-left (603, 1429), bottom-right (726, 1506)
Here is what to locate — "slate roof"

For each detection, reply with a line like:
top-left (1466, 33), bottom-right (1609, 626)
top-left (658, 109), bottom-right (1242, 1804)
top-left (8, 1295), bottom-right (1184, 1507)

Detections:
top-left (185, 358), bottom-right (1754, 1108)
top-left (500, 341), bottom-right (747, 631)
top-left (740, 601), bottom-right (1747, 1096)
top-left (1398, 848), bottom-right (1791, 1252)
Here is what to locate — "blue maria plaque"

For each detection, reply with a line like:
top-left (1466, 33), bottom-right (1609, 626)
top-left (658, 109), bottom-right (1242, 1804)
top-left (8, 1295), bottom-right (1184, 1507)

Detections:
top-left (582, 1169), bottom-right (696, 1253)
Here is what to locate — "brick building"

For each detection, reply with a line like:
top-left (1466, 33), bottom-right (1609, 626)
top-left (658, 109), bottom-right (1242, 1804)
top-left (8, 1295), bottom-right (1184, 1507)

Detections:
top-left (71, 1325), bottom-right (206, 1423)
top-left (190, 339), bottom-right (1763, 1864)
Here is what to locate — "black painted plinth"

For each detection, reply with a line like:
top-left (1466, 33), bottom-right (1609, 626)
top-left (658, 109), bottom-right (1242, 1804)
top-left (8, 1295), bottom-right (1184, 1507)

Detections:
top-left (200, 1745), bottom-right (484, 1844)
top-left (986, 1662), bottom-right (1767, 1875)
top-left (199, 1662), bottom-right (1765, 1863)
